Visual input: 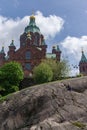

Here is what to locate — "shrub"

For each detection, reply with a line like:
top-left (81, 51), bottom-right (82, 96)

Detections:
top-left (0, 61), bottom-right (24, 95)
top-left (42, 59), bottom-right (70, 80)
top-left (33, 62), bottom-right (53, 84)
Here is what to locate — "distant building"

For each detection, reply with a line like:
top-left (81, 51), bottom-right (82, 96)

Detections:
top-left (79, 50), bottom-right (87, 75)
top-left (0, 14), bottom-right (61, 77)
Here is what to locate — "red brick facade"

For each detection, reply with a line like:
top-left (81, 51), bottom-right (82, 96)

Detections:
top-left (0, 14), bottom-right (61, 77)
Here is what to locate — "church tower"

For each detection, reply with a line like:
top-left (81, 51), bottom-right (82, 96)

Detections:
top-left (0, 46), bottom-right (5, 66)
top-left (8, 40), bottom-right (16, 60)
top-left (79, 50), bottom-right (87, 75)
top-left (52, 45), bottom-right (61, 61)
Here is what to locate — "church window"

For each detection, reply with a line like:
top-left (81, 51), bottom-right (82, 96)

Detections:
top-left (25, 63), bottom-right (31, 70)
top-left (25, 51), bottom-right (31, 59)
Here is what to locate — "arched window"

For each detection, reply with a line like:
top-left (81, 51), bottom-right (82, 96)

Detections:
top-left (25, 51), bottom-right (31, 60)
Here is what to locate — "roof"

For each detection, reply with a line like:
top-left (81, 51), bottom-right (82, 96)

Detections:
top-left (57, 45), bottom-right (61, 52)
top-left (24, 14), bottom-right (40, 34)
top-left (46, 53), bottom-right (56, 59)
top-left (80, 51), bottom-right (87, 63)
top-left (0, 46), bottom-right (5, 54)
top-left (10, 40), bottom-right (15, 46)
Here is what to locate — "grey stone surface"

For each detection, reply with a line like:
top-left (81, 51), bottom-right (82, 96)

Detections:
top-left (0, 76), bottom-right (87, 130)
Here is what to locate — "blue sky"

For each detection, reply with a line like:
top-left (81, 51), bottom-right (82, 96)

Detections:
top-left (0, 0), bottom-right (87, 75)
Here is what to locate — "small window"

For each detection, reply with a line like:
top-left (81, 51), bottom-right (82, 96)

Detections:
top-left (25, 63), bottom-right (31, 70)
top-left (25, 51), bottom-right (31, 59)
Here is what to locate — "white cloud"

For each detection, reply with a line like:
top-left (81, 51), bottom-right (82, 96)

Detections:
top-left (0, 11), bottom-right (64, 52)
top-left (60, 36), bottom-right (87, 76)
top-left (36, 11), bottom-right (64, 39)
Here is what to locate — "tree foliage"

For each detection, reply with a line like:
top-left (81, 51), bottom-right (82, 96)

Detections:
top-left (42, 59), bottom-right (69, 80)
top-left (33, 62), bottom-right (53, 84)
top-left (0, 62), bottom-right (24, 95)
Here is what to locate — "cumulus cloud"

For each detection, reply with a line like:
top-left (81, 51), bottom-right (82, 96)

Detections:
top-left (36, 11), bottom-right (64, 39)
top-left (60, 36), bottom-right (87, 76)
top-left (0, 11), bottom-right (64, 52)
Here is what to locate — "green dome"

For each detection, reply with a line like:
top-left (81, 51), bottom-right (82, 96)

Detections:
top-left (57, 45), bottom-right (61, 52)
top-left (10, 40), bottom-right (15, 46)
top-left (0, 46), bottom-right (5, 54)
top-left (25, 15), bottom-right (40, 34)
top-left (80, 51), bottom-right (87, 63)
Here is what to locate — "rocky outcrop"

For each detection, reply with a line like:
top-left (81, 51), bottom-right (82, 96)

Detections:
top-left (0, 76), bottom-right (87, 130)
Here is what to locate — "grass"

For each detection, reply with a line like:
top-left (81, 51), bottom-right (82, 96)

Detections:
top-left (72, 121), bottom-right (86, 129)
top-left (0, 93), bottom-right (13, 102)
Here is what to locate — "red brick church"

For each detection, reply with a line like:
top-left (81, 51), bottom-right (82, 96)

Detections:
top-left (0, 14), bottom-right (61, 77)
top-left (79, 50), bottom-right (87, 75)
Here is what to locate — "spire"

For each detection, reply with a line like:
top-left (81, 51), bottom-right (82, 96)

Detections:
top-left (0, 46), bottom-right (5, 54)
top-left (30, 12), bottom-right (35, 20)
top-left (29, 13), bottom-right (36, 26)
top-left (80, 49), bottom-right (87, 63)
top-left (24, 13), bottom-right (40, 33)
top-left (10, 40), bottom-right (15, 46)
top-left (57, 45), bottom-right (61, 52)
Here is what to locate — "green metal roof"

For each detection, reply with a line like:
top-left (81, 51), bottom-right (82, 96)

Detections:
top-left (57, 45), bottom-right (61, 52)
top-left (0, 46), bottom-right (5, 54)
top-left (42, 39), bottom-right (46, 45)
top-left (10, 40), bottom-right (15, 46)
top-left (46, 53), bottom-right (56, 59)
top-left (80, 51), bottom-right (87, 63)
top-left (25, 16), bottom-right (40, 34)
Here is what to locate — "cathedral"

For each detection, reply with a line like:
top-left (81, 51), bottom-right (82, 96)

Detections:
top-left (0, 14), bottom-right (61, 77)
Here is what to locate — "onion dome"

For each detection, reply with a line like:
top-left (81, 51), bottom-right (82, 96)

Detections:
top-left (0, 46), bottom-right (5, 54)
top-left (25, 14), bottom-right (40, 34)
top-left (57, 45), bottom-right (61, 52)
top-left (52, 46), bottom-right (56, 49)
top-left (10, 40), bottom-right (15, 46)
top-left (30, 13), bottom-right (35, 20)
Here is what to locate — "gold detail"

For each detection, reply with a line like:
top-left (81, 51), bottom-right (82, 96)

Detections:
top-left (27, 32), bottom-right (31, 39)
top-left (2, 43), bottom-right (4, 48)
top-left (52, 45), bottom-right (56, 48)
top-left (30, 12), bottom-right (35, 19)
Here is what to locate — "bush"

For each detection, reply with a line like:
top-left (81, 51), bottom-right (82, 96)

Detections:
top-left (0, 61), bottom-right (24, 95)
top-left (42, 59), bottom-right (69, 80)
top-left (33, 62), bottom-right (53, 84)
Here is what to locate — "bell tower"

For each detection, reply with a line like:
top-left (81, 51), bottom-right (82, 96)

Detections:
top-left (79, 49), bottom-right (87, 75)
top-left (0, 46), bottom-right (5, 66)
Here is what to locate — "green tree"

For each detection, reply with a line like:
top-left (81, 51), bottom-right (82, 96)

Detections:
top-left (42, 59), bottom-right (69, 80)
top-left (33, 62), bottom-right (53, 84)
top-left (0, 62), bottom-right (24, 95)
